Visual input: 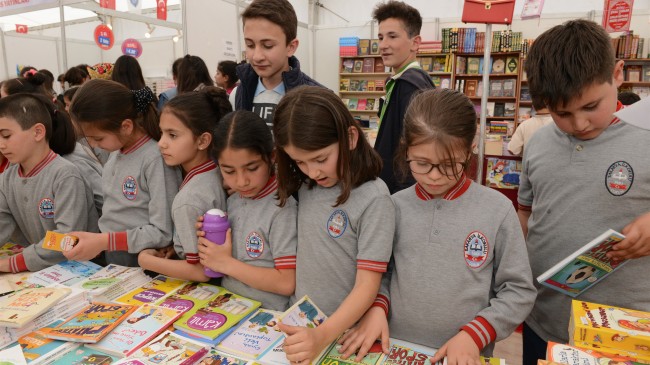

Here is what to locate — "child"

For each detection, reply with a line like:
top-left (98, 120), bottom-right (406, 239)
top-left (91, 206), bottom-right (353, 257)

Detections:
top-left (372, 1), bottom-right (434, 194)
top-left (506, 98), bottom-right (553, 156)
top-left (338, 89), bottom-right (536, 365)
top-left (272, 86), bottom-right (394, 363)
top-left (215, 60), bottom-right (239, 95)
top-left (64, 79), bottom-right (181, 267)
top-left (138, 87), bottom-right (232, 281)
top-left (235, 0), bottom-right (323, 127)
top-left (197, 110), bottom-right (298, 311)
top-left (0, 93), bottom-right (99, 272)
top-left (518, 20), bottom-right (650, 365)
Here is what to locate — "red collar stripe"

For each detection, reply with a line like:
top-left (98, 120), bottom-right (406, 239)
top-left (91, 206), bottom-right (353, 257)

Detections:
top-left (250, 175), bottom-right (277, 200)
top-left (611, 101), bottom-right (624, 125)
top-left (0, 158), bottom-right (9, 173)
top-left (180, 160), bottom-right (217, 190)
top-left (415, 174), bottom-right (471, 201)
top-left (19, 150), bottom-right (57, 178)
top-left (121, 135), bottom-right (152, 155)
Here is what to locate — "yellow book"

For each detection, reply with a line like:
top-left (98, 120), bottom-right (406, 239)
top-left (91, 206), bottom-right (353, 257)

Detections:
top-left (0, 287), bottom-right (71, 328)
top-left (114, 275), bottom-right (187, 306)
top-left (42, 231), bottom-right (78, 252)
top-left (574, 341), bottom-right (650, 363)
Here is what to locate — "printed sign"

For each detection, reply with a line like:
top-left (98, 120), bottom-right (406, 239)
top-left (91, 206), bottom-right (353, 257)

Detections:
top-left (602, 0), bottom-right (633, 33)
top-left (121, 38), bottom-right (143, 58)
top-left (94, 24), bottom-right (114, 50)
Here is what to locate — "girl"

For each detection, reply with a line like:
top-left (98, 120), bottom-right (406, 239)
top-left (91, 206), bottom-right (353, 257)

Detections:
top-left (177, 55), bottom-right (214, 94)
top-left (65, 79), bottom-right (181, 267)
top-left (138, 87), bottom-right (232, 281)
top-left (214, 60), bottom-right (239, 95)
top-left (0, 93), bottom-right (98, 272)
top-left (271, 86), bottom-right (394, 363)
top-left (198, 110), bottom-right (298, 311)
top-left (339, 89), bottom-right (536, 365)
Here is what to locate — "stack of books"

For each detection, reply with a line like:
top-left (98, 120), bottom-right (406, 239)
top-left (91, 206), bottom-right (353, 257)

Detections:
top-left (339, 37), bottom-right (360, 56)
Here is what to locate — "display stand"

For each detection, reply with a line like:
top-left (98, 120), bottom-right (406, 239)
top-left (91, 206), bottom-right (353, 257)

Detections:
top-left (476, 23), bottom-right (493, 183)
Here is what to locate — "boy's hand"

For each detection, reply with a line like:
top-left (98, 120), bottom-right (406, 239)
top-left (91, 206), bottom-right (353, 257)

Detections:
top-left (63, 232), bottom-right (108, 261)
top-left (338, 306), bottom-right (390, 361)
top-left (279, 322), bottom-right (328, 365)
top-left (430, 331), bottom-right (481, 365)
top-left (610, 211), bottom-right (650, 259)
top-left (198, 228), bottom-right (234, 275)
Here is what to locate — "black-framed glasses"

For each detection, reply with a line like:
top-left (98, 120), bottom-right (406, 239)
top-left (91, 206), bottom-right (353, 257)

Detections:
top-left (406, 160), bottom-right (467, 177)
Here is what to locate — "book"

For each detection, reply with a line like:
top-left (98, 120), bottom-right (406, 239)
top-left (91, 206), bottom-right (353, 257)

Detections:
top-left (569, 300), bottom-right (650, 356)
top-left (502, 79), bottom-right (515, 97)
top-left (216, 309), bottom-right (284, 359)
top-left (573, 341), bottom-right (650, 362)
top-left (0, 287), bottom-right (71, 328)
top-left (467, 57), bottom-right (480, 74)
top-left (197, 349), bottom-right (250, 365)
top-left (362, 58), bottom-right (375, 73)
top-left (86, 304), bottom-right (184, 358)
top-left (486, 102), bottom-right (495, 117)
top-left (504, 103), bottom-right (516, 117)
top-left (155, 282), bottom-right (222, 315)
top-left (50, 346), bottom-right (119, 365)
top-left (342, 59), bottom-right (354, 73)
top-left (383, 343), bottom-right (434, 365)
top-left (0, 343), bottom-right (28, 365)
top-left (17, 320), bottom-right (80, 364)
top-left (349, 80), bottom-right (359, 92)
top-left (114, 330), bottom-right (208, 365)
top-left (72, 264), bottom-right (151, 303)
top-left (279, 295), bottom-right (327, 329)
top-left (348, 99), bottom-right (358, 110)
top-left (353, 60), bottom-right (363, 73)
top-left (366, 99), bottom-right (376, 111)
top-left (374, 58), bottom-right (385, 73)
top-left (114, 275), bottom-right (186, 306)
top-left (0, 242), bottom-right (23, 259)
top-left (536, 229), bottom-right (627, 297)
top-left (317, 341), bottom-right (385, 365)
top-left (374, 80), bottom-right (385, 91)
top-left (489, 80), bottom-right (503, 97)
top-left (39, 302), bottom-right (137, 343)
top-left (420, 57), bottom-right (432, 72)
top-left (627, 65), bottom-right (643, 82)
top-left (432, 57), bottom-right (448, 72)
top-left (358, 39), bottom-right (370, 56)
top-left (370, 39), bottom-right (380, 55)
top-left (340, 79), bottom-right (350, 91)
top-left (367, 80), bottom-right (375, 91)
top-left (173, 287), bottom-right (261, 340)
top-left (358, 80), bottom-right (368, 92)
top-left (28, 261), bottom-right (102, 288)
top-left (357, 99), bottom-right (367, 111)
top-left (41, 231), bottom-right (78, 252)
top-left (547, 341), bottom-right (647, 365)
top-left (464, 80), bottom-right (478, 97)
top-left (491, 58), bottom-right (505, 74)
top-left (455, 56), bottom-right (467, 74)
top-left (505, 56), bottom-right (518, 74)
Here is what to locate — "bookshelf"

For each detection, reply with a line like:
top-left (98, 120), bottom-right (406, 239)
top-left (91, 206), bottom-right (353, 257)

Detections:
top-left (618, 58), bottom-right (650, 99)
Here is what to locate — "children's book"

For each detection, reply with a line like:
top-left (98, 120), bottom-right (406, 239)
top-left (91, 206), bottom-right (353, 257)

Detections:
top-left (16, 320), bottom-right (80, 364)
top-left (0, 287), bottom-right (71, 328)
top-left (216, 309), bottom-right (284, 359)
top-left (382, 343), bottom-right (435, 365)
top-left (0, 242), bottom-right (23, 259)
top-left (569, 300), bottom-right (650, 356)
top-left (197, 348), bottom-right (251, 365)
top-left (155, 282), bottom-right (224, 315)
top-left (280, 296), bottom-right (327, 329)
top-left (86, 304), bottom-right (184, 358)
top-left (536, 229), bottom-right (627, 297)
top-left (547, 341), bottom-right (647, 365)
top-left (317, 341), bottom-right (385, 365)
top-left (256, 337), bottom-right (289, 365)
top-left (113, 330), bottom-right (208, 365)
top-left (341, 59), bottom-right (354, 73)
top-left (28, 261), bottom-right (102, 287)
top-left (340, 79), bottom-right (350, 91)
top-left (41, 231), bottom-right (79, 252)
top-left (114, 275), bottom-right (186, 306)
top-left (0, 343), bottom-right (28, 365)
top-left (39, 302), bottom-right (136, 343)
top-left (73, 265), bottom-right (151, 303)
top-left (573, 341), bottom-right (650, 363)
top-left (50, 346), bottom-right (119, 365)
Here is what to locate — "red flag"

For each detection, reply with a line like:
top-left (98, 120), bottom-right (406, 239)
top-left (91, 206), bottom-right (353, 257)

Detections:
top-left (157, 0), bottom-right (167, 20)
top-left (99, 0), bottom-right (116, 10)
top-left (15, 24), bottom-right (28, 34)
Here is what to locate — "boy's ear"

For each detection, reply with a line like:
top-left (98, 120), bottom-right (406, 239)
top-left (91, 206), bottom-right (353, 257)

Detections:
top-left (198, 132), bottom-right (212, 151)
top-left (613, 60), bottom-right (625, 87)
top-left (348, 126), bottom-right (359, 150)
top-left (286, 38), bottom-right (299, 57)
top-left (33, 123), bottom-right (46, 142)
top-left (411, 34), bottom-right (422, 53)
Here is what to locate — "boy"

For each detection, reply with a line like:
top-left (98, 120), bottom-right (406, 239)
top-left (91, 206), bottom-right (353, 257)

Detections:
top-left (507, 98), bottom-right (553, 156)
top-left (373, 1), bottom-right (434, 194)
top-left (234, 0), bottom-right (324, 128)
top-left (519, 20), bottom-right (650, 365)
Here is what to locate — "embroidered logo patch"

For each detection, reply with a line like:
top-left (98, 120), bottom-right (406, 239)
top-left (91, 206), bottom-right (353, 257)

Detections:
top-left (464, 231), bottom-right (489, 269)
top-left (245, 231), bottom-right (265, 258)
top-left (605, 161), bottom-right (634, 196)
top-left (38, 198), bottom-right (55, 219)
top-left (327, 209), bottom-right (348, 238)
top-left (122, 176), bottom-right (138, 200)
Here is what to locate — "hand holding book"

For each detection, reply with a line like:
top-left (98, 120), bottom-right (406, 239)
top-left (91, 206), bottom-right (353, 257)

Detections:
top-left (279, 322), bottom-right (330, 365)
top-left (609, 211), bottom-right (650, 260)
top-left (429, 330), bottom-right (481, 365)
top-left (338, 306), bottom-right (390, 361)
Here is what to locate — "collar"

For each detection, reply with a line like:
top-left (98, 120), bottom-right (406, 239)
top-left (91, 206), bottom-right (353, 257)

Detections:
top-left (391, 60), bottom-right (421, 80)
top-left (18, 150), bottom-right (57, 178)
top-left (180, 160), bottom-right (217, 190)
top-left (121, 135), bottom-right (151, 155)
top-left (415, 174), bottom-right (472, 201)
top-left (244, 175), bottom-right (277, 200)
top-left (0, 158), bottom-right (9, 173)
top-left (610, 101), bottom-right (624, 125)
top-left (254, 78), bottom-right (286, 98)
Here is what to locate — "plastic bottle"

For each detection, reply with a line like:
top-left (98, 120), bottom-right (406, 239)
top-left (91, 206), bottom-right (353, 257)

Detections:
top-left (202, 208), bottom-right (230, 278)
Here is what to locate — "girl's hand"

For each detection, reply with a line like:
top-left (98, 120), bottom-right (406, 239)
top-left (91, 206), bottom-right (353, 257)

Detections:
top-left (195, 215), bottom-right (204, 236)
top-left (430, 331), bottom-right (481, 365)
top-left (338, 307), bottom-right (390, 361)
top-left (63, 232), bottom-right (108, 261)
top-left (610, 211), bottom-right (650, 259)
top-left (0, 258), bottom-right (10, 272)
top-left (198, 228), bottom-right (234, 275)
top-left (157, 245), bottom-right (176, 259)
top-left (279, 322), bottom-right (329, 365)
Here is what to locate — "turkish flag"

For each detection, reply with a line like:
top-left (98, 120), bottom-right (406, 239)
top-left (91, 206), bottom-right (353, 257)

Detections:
top-left (100, 0), bottom-right (116, 10)
top-left (157, 0), bottom-right (167, 20)
top-left (15, 24), bottom-right (28, 34)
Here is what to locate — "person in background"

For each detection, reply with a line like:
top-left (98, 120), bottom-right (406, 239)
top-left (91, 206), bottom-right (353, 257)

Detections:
top-left (215, 60), bottom-right (239, 95)
top-left (507, 98), bottom-right (554, 156)
top-left (38, 69), bottom-right (57, 100)
top-left (112, 55), bottom-right (159, 106)
top-left (64, 66), bottom-right (88, 87)
top-left (176, 55), bottom-right (215, 94)
top-left (618, 91), bottom-right (641, 106)
top-left (158, 58), bottom-right (183, 110)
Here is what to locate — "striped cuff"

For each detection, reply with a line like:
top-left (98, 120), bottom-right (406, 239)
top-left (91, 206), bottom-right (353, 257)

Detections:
top-left (274, 256), bottom-right (297, 269)
top-left (371, 294), bottom-right (389, 317)
top-left (517, 203), bottom-right (532, 212)
top-left (357, 260), bottom-right (388, 273)
top-left (108, 232), bottom-right (128, 252)
top-left (461, 316), bottom-right (497, 350)
top-left (9, 254), bottom-right (27, 273)
top-left (186, 253), bottom-right (199, 265)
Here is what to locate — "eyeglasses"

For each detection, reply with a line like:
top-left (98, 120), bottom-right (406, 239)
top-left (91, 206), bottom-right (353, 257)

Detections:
top-left (406, 160), bottom-right (467, 177)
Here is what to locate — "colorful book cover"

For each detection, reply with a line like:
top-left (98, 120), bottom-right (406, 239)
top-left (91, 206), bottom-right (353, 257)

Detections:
top-left (41, 231), bottom-right (79, 252)
top-left (279, 296), bottom-right (327, 329)
top-left (173, 287), bottom-right (261, 340)
top-left (342, 59), bottom-right (354, 73)
top-left (86, 304), bottom-right (184, 358)
top-left (114, 330), bottom-right (208, 365)
top-left (317, 341), bottom-right (385, 365)
top-left (340, 79), bottom-right (350, 91)
top-left (537, 230), bottom-right (626, 297)
top-left (39, 302), bottom-right (137, 343)
top-left (155, 282), bottom-right (222, 315)
top-left (115, 275), bottom-right (187, 306)
top-left (362, 58), bottom-right (375, 73)
top-left (28, 261), bottom-right (102, 287)
top-left (353, 60), bottom-right (363, 73)
top-left (547, 341), bottom-right (647, 365)
top-left (0, 242), bottom-right (23, 259)
top-left (196, 348), bottom-right (250, 365)
top-left (570, 300), bottom-right (650, 356)
top-left (0, 343), bottom-right (28, 365)
top-left (383, 344), bottom-right (434, 365)
top-left (573, 341), bottom-right (650, 362)
top-left (0, 287), bottom-right (71, 328)
top-left (73, 265), bottom-right (150, 302)
top-left (50, 346), bottom-right (119, 365)
top-left (467, 57), bottom-right (480, 74)
top-left (17, 320), bottom-right (79, 364)
top-left (216, 309), bottom-right (284, 359)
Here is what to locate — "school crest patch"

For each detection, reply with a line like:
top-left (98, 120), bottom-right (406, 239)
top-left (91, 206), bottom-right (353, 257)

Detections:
top-left (464, 231), bottom-right (489, 269)
top-left (605, 161), bottom-right (634, 196)
top-left (245, 231), bottom-right (265, 258)
top-left (38, 198), bottom-right (55, 219)
top-left (122, 176), bottom-right (138, 200)
top-left (327, 209), bottom-right (348, 238)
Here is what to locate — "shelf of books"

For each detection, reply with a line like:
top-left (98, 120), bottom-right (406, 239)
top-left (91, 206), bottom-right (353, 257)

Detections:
top-left (618, 58), bottom-right (650, 99)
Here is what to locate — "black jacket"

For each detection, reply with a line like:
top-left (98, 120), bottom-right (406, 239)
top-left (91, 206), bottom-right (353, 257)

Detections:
top-left (374, 67), bottom-right (435, 194)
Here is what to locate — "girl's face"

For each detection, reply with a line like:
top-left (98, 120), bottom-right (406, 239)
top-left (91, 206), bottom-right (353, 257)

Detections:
top-left (407, 142), bottom-right (468, 197)
top-left (283, 143), bottom-right (340, 188)
top-left (214, 70), bottom-right (227, 88)
top-left (158, 111), bottom-right (209, 172)
top-left (218, 147), bottom-right (272, 198)
top-left (81, 124), bottom-right (125, 152)
top-left (0, 117), bottom-right (40, 165)
top-left (63, 96), bottom-right (72, 112)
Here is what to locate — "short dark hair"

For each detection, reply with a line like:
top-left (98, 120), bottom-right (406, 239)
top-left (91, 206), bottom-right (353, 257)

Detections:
top-left (525, 20), bottom-right (615, 111)
top-left (64, 86), bottom-right (80, 101)
top-left (112, 55), bottom-right (147, 90)
top-left (64, 67), bottom-right (87, 86)
top-left (618, 91), bottom-right (641, 106)
top-left (242, 0), bottom-right (297, 45)
top-left (217, 60), bottom-right (239, 89)
top-left (213, 110), bottom-right (274, 169)
top-left (176, 55), bottom-right (215, 94)
top-left (2, 74), bottom-right (49, 97)
top-left (372, 1), bottom-right (422, 38)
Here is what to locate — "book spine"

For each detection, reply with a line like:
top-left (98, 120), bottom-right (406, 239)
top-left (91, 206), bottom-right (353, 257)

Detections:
top-left (181, 347), bottom-right (209, 365)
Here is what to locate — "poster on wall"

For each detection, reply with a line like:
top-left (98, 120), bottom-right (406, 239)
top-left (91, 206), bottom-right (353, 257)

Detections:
top-left (122, 38), bottom-right (143, 58)
top-left (602, 0), bottom-right (634, 33)
top-left (94, 24), bottom-right (114, 50)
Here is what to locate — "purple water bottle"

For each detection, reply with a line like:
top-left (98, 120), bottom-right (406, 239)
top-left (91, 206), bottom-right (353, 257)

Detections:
top-left (203, 208), bottom-right (230, 278)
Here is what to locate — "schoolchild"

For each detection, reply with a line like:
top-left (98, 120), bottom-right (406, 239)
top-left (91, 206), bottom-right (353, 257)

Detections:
top-left (198, 110), bottom-right (298, 311)
top-left (65, 79), bottom-right (181, 267)
top-left (138, 87), bottom-right (232, 281)
top-left (339, 89), bottom-right (536, 365)
top-left (272, 85), bottom-right (394, 363)
top-left (518, 20), bottom-right (650, 365)
top-left (234, 0), bottom-right (324, 127)
top-left (0, 93), bottom-right (99, 272)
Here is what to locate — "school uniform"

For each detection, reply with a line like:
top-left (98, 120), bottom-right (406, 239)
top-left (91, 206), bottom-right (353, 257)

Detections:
top-left (172, 160), bottom-right (227, 262)
top-left (519, 105), bottom-right (650, 344)
top-left (381, 177), bottom-right (535, 353)
top-left (222, 176), bottom-right (297, 311)
top-left (0, 151), bottom-right (99, 272)
top-left (100, 135), bottom-right (181, 267)
top-left (62, 142), bottom-right (103, 215)
top-left (292, 179), bottom-right (394, 316)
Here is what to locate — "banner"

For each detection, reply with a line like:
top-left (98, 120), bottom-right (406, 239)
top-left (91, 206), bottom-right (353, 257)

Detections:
top-left (602, 0), bottom-right (634, 33)
top-left (157, 0), bottom-right (167, 20)
top-left (15, 24), bottom-right (28, 34)
top-left (99, 0), bottom-right (116, 10)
